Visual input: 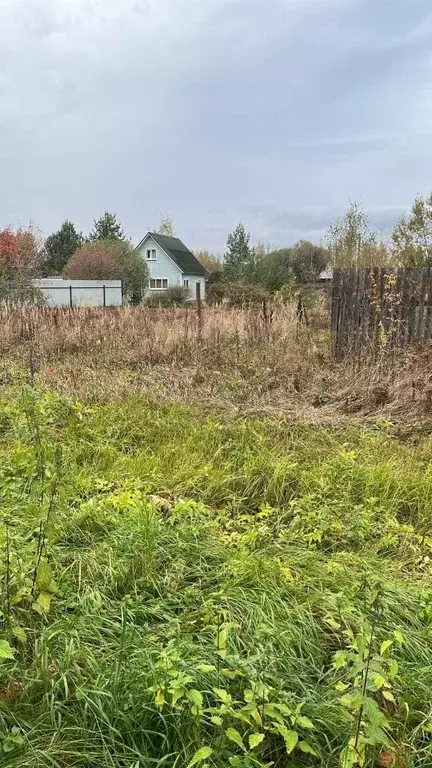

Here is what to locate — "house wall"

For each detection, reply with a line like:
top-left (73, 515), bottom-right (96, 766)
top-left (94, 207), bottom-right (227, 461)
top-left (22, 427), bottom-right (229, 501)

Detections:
top-left (136, 235), bottom-right (182, 295)
top-left (183, 275), bottom-right (206, 301)
top-left (34, 279), bottom-right (123, 307)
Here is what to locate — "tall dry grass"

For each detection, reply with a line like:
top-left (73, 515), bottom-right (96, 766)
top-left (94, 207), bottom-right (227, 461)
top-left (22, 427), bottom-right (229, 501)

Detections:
top-left (0, 304), bottom-right (430, 423)
top-left (0, 304), bottom-right (326, 369)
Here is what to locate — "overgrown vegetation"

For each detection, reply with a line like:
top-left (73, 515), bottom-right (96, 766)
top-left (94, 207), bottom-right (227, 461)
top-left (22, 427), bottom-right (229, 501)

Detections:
top-left (0, 383), bottom-right (431, 768)
top-left (0, 304), bottom-right (430, 767)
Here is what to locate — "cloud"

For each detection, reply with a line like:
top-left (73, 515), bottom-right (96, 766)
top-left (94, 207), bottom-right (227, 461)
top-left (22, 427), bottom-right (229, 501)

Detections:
top-left (0, 0), bottom-right (431, 249)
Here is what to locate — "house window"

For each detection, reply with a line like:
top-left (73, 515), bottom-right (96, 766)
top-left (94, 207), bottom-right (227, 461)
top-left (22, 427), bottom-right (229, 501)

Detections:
top-left (183, 279), bottom-right (189, 288)
top-left (149, 278), bottom-right (169, 289)
top-left (146, 249), bottom-right (156, 260)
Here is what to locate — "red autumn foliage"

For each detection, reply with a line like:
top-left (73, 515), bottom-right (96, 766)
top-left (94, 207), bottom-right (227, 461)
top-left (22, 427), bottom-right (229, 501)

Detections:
top-left (0, 226), bottom-right (42, 276)
top-left (64, 241), bottom-right (121, 280)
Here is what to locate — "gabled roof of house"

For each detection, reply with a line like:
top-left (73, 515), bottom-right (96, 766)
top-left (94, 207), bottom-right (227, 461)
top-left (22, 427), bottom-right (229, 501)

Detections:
top-left (145, 232), bottom-right (208, 277)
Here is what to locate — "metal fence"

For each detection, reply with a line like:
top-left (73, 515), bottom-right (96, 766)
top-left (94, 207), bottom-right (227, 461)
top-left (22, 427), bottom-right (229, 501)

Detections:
top-left (332, 267), bottom-right (432, 359)
top-left (34, 279), bottom-right (123, 307)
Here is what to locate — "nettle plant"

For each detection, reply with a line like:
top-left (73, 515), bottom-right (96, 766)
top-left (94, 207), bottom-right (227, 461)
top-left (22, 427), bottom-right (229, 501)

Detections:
top-left (331, 583), bottom-right (404, 768)
top-left (149, 618), bottom-right (318, 767)
top-left (0, 389), bottom-right (61, 660)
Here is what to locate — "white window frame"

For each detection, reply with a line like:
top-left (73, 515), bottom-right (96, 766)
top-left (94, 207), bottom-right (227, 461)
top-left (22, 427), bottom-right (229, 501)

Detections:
top-left (149, 278), bottom-right (169, 290)
top-left (146, 249), bottom-right (157, 261)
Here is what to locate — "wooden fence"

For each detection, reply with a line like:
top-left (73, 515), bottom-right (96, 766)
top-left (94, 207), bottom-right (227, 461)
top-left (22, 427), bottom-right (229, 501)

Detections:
top-left (332, 267), bottom-right (432, 359)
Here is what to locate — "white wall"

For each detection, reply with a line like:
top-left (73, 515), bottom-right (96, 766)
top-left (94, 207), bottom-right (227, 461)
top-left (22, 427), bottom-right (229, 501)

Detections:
top-left (183, 275), bottom-right (206, 301)
top-left (136, 236), bottom-right (207, 301)
top-left (136, 235), bottom-right (182, 295)
top-left (34, 279), bottom-right (122, 307)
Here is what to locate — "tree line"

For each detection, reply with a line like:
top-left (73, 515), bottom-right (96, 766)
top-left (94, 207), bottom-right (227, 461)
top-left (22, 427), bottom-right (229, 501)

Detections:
top-left (210, 193), bottom-right (432, 301)
top-left (0, 212), bottom-right (176, 305)
top-left (1, 194), bottom-right (432, 306)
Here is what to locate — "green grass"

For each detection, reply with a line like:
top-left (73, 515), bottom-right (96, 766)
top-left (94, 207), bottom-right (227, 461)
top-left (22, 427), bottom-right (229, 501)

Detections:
top-left (0, 387), bottom-right (431, 767)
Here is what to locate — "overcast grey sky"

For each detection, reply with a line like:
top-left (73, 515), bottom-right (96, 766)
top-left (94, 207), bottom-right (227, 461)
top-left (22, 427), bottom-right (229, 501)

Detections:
top-left (1, 0), bottom-right (431, 253)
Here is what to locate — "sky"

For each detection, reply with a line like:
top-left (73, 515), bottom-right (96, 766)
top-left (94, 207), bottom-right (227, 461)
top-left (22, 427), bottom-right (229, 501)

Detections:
top-left (1, 0), bottom-right (431, 255)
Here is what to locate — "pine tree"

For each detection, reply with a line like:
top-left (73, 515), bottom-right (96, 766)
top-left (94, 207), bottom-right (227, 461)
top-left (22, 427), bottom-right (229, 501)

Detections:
top-left (90, 212), bottom-right (125, 241)
top-left (223, 223), bottom-right (252, 282)
top-left (44, 221), bottom-right (84, 275)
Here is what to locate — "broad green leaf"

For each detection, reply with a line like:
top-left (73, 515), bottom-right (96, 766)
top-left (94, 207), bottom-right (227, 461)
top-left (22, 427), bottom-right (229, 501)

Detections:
top-left (216, 627), bottom-right (228, 657)
top-left (210, 715), bottom-right (223, 726)
top-left (299, 740), bottom-right (318, 756)
top-left (296, 715), bottom-right (314, 729)
top-left (0, 639), bottom-right (14, 660)
top-left (364, 722), bottom-right (390, 748)
top-left (333, 650), bottom-right (347, 669)
top-left (36, 562), bottom-right (52, 591)
top-left (187, 689), bottom-right (203, 709)
top-left (213, 688), bottom-right (231, 704)
top-left (380, 639), bottom-right (393, 656)
top-left (12, 626), bottom-right (27, 645)
top-left (335, 681), bottom-right (349, 692)
top-left (423, 721), bottom-right (432, 732)
top-left (325, 616), bottom-right (341, 630)
top-left (362, 697), bottom-right (388, 728)
top-left (36, 591), bottom-right (51, 614)
top-left (371, 674), bottom-right (387, 690)
top-left (382, 690), bottom-right (396, 704)
top-left (393, 630), bottom-right (404, 645)
top-left (155, 689), bottom-right (165, 711)
top-left (249, 733), bottom-right (265, 750)
top-left (197, 664), bottom-right (216, 673)
top-left (221, 668), bottom-right (239, 679)
top-left (171, 685), bottom-right (185, 706)
top-left (226, 727), bottom-right (246, 751)
top-left (339, 745), bottom-right (359, 768)
top-left (248, 707), bottom-right (262, 726)
top-left (264, 704), bottom-right (284, 723)
top-left (244, 688), bottom-right (254, 702)
top-left (187, 746), bottom-right (213, 767)
top-left (340, 691), bottom-right (362, 710)
top-left (388, 658), bottom-right (399, 679)
top-left (283, 729), bottom-right (299, 755)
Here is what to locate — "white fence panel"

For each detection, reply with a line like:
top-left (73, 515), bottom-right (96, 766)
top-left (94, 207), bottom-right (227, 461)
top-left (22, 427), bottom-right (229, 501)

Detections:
top-left (34, 279), bottom-right (123, 307)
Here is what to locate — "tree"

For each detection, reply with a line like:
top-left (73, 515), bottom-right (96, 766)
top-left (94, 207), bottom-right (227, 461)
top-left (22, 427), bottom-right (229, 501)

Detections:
top-left (327, 201), bottom-right (389, 268)
top-left (194, 249), bottom-right (221, 274)
top-left (157, 214), bottom-right (175, 237)
top-left (0, 225), bottom-right (45, 305)
top-left (392, 193), bottom-right (432, 266)
top-left (89, 212), bottom-right (125, 241)
top-left (223, 223), bottom-right (253, 282)
top-left (44, 221), bottom-right (83, 275)
top-left (257, 248), bottom-right (294, 292)
top-left (290, 240), bottom-right (328, 283)
top-left (64, 240), bottom-right (149, 303)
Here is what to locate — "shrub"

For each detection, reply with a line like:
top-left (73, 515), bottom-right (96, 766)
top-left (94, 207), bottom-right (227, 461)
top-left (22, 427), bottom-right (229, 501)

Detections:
top-left (145, 285), bottom-right (189, 307)
top-left (0, 225), bottom-right (45, 306)
top-left (207, 282), bottom-right (226, 305)
top-left (65, 240), bottom-right (149, 303)
top-left (225, 282), bottom-right (270, 307)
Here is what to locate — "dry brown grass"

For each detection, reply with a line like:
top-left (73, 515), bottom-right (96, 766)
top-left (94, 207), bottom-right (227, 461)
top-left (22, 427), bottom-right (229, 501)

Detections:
top-left (1, 304), bottom-right (431, 426)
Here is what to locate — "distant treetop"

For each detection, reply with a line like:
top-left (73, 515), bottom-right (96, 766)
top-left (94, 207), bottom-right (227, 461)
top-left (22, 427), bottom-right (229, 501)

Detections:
top-left (90, 212), bottom-right (125, 242)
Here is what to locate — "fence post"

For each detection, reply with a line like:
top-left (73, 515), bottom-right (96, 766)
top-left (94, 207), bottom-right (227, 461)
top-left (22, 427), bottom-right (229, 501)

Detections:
top-left (103, 285), bottom-right (106, 307)
top-left (196, 282), bottom-right (202, 334)
top-left (69, 285), bottom-right (73, 308)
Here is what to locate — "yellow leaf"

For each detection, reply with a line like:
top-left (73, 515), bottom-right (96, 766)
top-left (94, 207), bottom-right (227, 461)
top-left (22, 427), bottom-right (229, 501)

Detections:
top-left (249, 733), bottom-right (265, 749)
top-left (36, 591), bottom-right (51, 614)
top-left (382, 690), bottom-right (396, 704)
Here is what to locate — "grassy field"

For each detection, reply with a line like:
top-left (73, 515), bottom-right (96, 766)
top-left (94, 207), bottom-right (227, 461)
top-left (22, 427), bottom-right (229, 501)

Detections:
top-left (0, 307), bottom-right (431, 768)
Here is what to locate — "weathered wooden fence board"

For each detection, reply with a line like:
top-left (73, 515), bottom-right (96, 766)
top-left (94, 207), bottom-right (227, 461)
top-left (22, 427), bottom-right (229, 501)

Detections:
top-left (332, 267), bottom-right (432, 359)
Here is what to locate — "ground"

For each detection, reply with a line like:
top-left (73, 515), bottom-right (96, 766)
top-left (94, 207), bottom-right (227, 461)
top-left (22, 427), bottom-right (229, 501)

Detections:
top-left (0, 306), bottom-right (431, 767)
